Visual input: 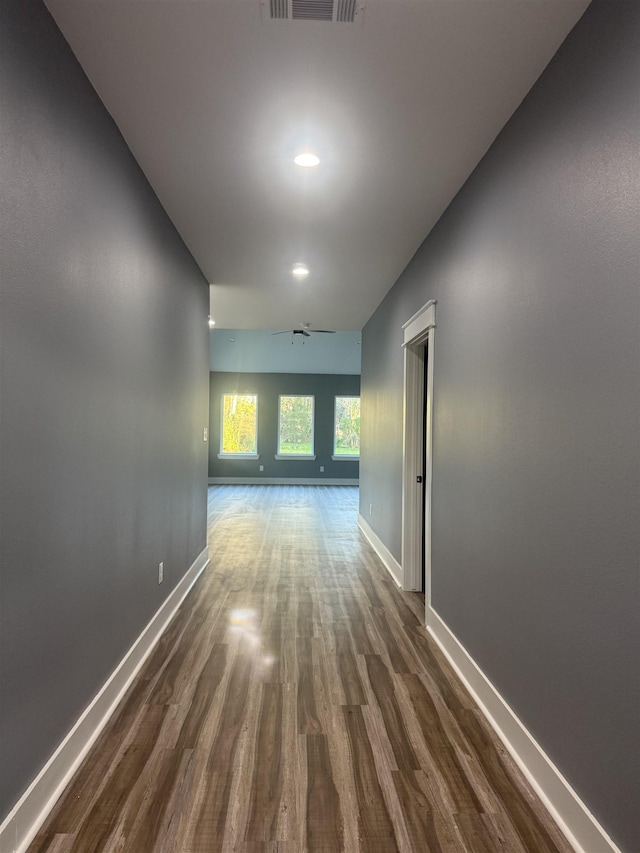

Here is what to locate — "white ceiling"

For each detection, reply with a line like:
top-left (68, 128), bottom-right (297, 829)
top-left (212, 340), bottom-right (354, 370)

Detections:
top-left (45, 0), bottom-right (589, 332)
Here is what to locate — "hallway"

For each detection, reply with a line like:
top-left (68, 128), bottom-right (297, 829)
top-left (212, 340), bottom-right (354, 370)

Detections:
top-left (29, 486), bottom-right (572, 852)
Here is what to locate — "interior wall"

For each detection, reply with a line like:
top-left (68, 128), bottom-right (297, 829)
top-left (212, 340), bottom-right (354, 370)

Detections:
top-left (0, 0), bottom-right (209, 823)
top-left (209, 329), bottom-right (362, 375)
top-left (209, 372), bottom-right (360, 480)
top-left (359, 1), bottom-right (639, 849)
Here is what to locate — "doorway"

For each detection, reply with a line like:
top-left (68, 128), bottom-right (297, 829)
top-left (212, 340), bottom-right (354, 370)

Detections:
top-left (401, 300), bottom-right (436, 625)
top-left (421, 339), bottom-right (429, 594)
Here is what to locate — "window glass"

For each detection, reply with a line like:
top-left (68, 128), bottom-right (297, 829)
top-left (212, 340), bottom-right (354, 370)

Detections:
top-left (278, 395), bottom-right (314, 455)
top-left (221, 394), bottom-right (257, 454)
top-left (334, 396), bottom-right (360, 456)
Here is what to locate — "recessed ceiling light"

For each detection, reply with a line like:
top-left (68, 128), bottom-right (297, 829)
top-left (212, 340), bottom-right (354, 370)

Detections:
top-left (294, 152), bottom-right (320, 168)
top-left (292, 263), bottom-right (309, 278)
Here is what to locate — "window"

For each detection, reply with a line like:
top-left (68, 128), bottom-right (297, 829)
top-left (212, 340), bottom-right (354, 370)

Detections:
top-left (219, 394), bottom-right (258, 457)
top-left (333, 396), bottom-right (360, 458)
top-left (277, 395), bottom-right (315, 458)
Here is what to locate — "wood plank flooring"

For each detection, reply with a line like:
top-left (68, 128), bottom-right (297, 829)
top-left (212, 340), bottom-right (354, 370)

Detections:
top-left (29, 486), bottom-right (573, 853)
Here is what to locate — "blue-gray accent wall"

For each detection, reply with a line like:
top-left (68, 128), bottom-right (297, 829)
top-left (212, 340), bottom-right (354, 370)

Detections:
top-left (209, 373), bottom-right (360, 480)
top-left (0, 0), bottom-right (209, 823)
top-left (209, 329), bottom-right (362, 375)
top-left (359, 1), bottom-right (639, 849)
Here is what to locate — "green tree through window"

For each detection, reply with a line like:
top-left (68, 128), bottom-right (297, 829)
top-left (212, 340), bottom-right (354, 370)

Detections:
top-left (221, 394), bottom-right (257, 454)
top-left (279, 396), bottom-right (314, 455)
top-left (334, 396), bottom-right (360, 456)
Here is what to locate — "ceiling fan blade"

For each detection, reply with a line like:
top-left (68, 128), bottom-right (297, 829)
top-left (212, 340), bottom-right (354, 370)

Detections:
top-left (273, 328), bottom-right (335, 336)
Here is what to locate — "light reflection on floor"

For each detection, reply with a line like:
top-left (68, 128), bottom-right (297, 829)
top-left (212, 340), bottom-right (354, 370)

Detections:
top-left (228, 606), bottom-right (276, 669)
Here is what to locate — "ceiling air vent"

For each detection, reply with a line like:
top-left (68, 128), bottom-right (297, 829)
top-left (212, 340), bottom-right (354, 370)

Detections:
top-left (264, 0), bottom-right (366, 24)
top-left (336, 0), bottom-right (357, 23)
top-left (292, 0), bottom-right (333, 21)
top-left (270, 0), bottom-right (288, 19)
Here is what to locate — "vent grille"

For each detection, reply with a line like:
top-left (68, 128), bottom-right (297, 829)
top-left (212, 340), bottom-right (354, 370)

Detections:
top-left (270, 0), bottom-right (288, 19)
top-left (292, 0), bottom-right (333, 20)
top-left (265, 0), bottom-right (365, 23)
top-left (336, 0), bottom-right (356, 22)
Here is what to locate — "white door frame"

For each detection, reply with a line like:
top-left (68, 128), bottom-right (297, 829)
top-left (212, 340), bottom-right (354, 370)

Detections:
top-left (401, 300), bottom-right (436, 621)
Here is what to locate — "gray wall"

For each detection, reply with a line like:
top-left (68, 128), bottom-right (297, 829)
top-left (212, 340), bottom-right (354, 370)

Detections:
top-left (360, 1), bottom-right (639, 850)
top-left (209, 373), bottom-right (360, 480)
top-left (209, 329), bottom-right (362, 375)
top-left (0, 0), bottom-right (209, 823)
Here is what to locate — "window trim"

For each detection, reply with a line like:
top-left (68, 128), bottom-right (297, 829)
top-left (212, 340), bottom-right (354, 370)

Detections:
top-left (333, 395), bottom-right (361, 459)
top-left (277, 394), bottom-right (315, 457)
top-left (218, 453), bottom-right (260, 460)
top-left (275, 454), bottom-right (316, 461)
top-left (219, 392), bottom-right (258, 457)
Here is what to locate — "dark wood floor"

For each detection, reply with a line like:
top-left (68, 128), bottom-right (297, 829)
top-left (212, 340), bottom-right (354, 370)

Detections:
top-left (29, 486), bottom-right (573, 852)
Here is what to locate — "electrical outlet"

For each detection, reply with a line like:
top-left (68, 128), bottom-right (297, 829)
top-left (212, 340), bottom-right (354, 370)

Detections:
top-left (259, 464), bottom-right (264, 471)
top-left (158, 562), bottom-right (164, 583)
top-left (320, 465), bottom-right (324, 472)
top-left (203, 427), bottom-right (208, 442)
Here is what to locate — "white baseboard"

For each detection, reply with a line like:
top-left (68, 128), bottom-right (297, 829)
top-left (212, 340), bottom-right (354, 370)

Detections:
top-left (427, 607), bottom-right (622, 853)
top-left (208, 477), bottom-right (359, 486)
top-left (0, 547), bottom-right (210, 853)
top-left (357, 514), bottom-right (403, 587)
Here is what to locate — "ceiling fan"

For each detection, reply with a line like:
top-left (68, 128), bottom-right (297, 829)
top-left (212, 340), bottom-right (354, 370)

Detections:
top-left (272, 323), bottom-right (336, 338)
